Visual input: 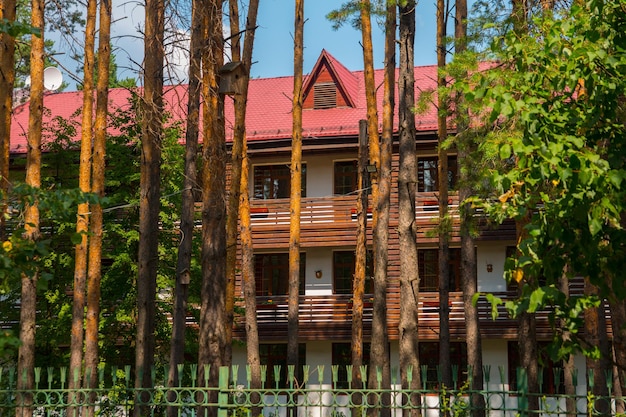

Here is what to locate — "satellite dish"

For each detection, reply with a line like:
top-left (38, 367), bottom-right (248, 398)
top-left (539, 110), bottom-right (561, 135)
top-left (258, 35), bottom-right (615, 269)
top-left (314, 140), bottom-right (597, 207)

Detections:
top-left (43, 67), bottom-right (63, 91)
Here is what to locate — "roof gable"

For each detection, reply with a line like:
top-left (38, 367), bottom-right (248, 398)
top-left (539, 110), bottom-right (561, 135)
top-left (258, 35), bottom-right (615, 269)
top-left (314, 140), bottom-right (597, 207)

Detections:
top-left (302, 49), bottom-right (357, 109)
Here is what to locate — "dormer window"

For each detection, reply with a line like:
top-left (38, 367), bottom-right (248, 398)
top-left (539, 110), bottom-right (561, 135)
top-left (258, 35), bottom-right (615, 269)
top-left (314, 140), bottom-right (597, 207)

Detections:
top-left (313, 82), bottom-right (337, 109)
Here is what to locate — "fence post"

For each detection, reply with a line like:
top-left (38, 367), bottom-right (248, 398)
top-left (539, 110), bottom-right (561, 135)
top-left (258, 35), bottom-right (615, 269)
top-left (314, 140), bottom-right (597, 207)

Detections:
top-left (219, 366), bottom-right (230, 417)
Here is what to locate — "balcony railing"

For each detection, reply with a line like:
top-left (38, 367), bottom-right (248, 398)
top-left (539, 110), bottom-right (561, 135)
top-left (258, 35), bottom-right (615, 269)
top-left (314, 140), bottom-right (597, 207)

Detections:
top-left (233, 290), bottom-right (581, 341)
top-left (248, 193), bottom-right (461, 227)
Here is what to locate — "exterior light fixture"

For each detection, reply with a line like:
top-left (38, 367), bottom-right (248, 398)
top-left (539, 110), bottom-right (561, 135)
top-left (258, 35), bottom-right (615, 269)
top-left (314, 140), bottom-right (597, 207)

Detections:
top-left (486, 263), bottom-right (493, 273)
top-left (315, 270), bottom-right (323, 279)
top-left (366, 164), bottom-right (377, 173)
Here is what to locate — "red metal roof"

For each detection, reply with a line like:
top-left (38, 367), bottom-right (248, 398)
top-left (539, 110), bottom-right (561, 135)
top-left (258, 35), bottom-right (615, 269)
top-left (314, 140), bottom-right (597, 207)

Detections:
top-left (10, 50), bottom-right (440, 155)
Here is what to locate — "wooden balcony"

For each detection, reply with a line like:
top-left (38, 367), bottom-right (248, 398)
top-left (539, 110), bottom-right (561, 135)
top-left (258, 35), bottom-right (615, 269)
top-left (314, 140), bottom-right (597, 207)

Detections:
top-left (232, 289), bottom-right (602, 342)
top-left (247, 193), bottom-right (515, 248)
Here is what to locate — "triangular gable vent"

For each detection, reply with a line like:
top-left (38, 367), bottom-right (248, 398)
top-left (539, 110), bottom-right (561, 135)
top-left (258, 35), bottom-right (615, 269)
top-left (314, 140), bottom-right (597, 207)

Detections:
top-left (313, 82), bottom-right (337, 109)
top-left (303, 50), bottom-right (357, 110)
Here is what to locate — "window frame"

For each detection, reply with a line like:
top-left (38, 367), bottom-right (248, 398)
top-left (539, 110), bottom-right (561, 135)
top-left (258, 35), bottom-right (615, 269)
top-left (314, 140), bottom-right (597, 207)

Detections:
top-left (332, 249), bottom-right (373, 295)
top-left (254, 252), bottom-right (306, 296)
top-left (252, 163), bottom-right (307, 200)
top-left (418, 248), bottom-right (462, 292)
top-left (417, 155), bottom-right (458, 193)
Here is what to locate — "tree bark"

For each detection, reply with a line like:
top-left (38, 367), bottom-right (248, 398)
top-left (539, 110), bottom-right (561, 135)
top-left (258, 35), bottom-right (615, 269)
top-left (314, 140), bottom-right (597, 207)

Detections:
top-left (135, 0), bottom-right (163, 411)
top-left (16, 0), bottom-right (44, 414)
top-left (559, 269), bottom-right (576, 416)
top-left (454, 0), bottom-right (484, 413)
top-left (167, 0), bottom-right (204, 404)
top-left (351, 119), bottom-right (368, 393)
top-left (359, 3), bottom-right (388, 412)
top-left (0, 0), bottom-right (16, 240)
top-left (240, 138), bottom-right (262, 416)
top-left (287, 0), bottom-right (304, 376)
top-left (197, 2), bottom-right (226, 415)
top-left (83, 3), bottom-right (111, 417)
top-left (225, 0), bottom-right (259, 367)
top-left (398, 4), bottom-right (422, 416)
top-left (68, 0), bottom-right (96, 402)
top-left (436, 0), bottom-right (452, 391)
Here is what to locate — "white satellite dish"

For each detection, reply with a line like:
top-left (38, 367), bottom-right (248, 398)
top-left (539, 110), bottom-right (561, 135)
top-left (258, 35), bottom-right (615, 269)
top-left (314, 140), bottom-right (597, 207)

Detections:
top-left (43, 67), bottom-right (63, 91)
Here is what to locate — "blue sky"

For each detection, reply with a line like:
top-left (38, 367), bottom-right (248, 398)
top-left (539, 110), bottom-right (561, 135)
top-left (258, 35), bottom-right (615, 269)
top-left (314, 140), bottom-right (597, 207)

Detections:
top-left (251, 1), bottom-right (442, 79)
top-left (50, 1), bottom-right (446, 90)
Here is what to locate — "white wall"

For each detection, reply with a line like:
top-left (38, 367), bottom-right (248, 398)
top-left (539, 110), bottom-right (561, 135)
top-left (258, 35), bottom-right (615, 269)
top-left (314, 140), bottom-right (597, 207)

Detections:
top-left (477, 242), bottom-right (514, 292)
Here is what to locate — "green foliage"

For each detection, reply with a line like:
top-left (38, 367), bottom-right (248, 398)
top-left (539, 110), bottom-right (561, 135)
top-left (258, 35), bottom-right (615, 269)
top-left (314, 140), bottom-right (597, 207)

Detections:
top-left (0, 18), bottom-right (39, 37)
top-left (461, 0), bottom-right (626, 360)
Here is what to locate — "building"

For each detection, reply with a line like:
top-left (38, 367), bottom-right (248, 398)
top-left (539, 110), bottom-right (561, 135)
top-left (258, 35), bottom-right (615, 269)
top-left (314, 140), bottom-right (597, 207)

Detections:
top-left (9, 50), bottom-right (592, 397)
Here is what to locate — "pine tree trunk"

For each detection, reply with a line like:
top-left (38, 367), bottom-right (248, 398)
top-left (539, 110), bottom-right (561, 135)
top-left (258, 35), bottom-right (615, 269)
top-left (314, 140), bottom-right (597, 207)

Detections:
top-left (436, 0), bottom-right (452, 390)
top-left (351, 120), bottom-right (368, 394)
top-left (197, 2), bottom-right (227, 415)
top-left (83, 5), bottom-right (110, 415)
top-left (360, 3), bottom-right (388, 413)
top-left (398, 4), bottom-right (422, 416)
top-left (68, 0), bottom-right (96, 403)
top-left (167, 0), bottom-right (204, 404)
top-left (135, 0), bottom-right (163, 411)
top-left (240, 139), bottom-right (262, 416)
top-left (287, 0), bottom-right (304, 376)
top-left (0, 0), bottom-right (16, 240)
top-left (225, 0), bottom-right (259, 367)
top-left (16, 0), bottom-right (44, 414)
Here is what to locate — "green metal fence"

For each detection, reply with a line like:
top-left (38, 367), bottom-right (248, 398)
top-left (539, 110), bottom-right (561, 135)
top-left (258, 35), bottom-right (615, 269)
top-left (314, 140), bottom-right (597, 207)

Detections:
top-left (0, 364), bottom-right (623, 416)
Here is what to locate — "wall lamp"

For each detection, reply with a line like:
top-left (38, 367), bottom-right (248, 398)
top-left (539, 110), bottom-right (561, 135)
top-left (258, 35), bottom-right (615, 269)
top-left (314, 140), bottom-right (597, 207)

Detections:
top-left (486, 263), bottom-right (493, 273)
top-left (315, 270), bottom-right (323, 279)
top-left (366, 164), bottom-right (377, 174)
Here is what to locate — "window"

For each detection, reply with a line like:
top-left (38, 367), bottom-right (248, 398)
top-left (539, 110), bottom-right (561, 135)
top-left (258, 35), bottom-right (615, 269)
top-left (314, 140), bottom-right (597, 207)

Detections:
top-left (507, 342), bottom-right (565, 394)
top-left (333, 250), bottom-right (373, 294)
top-left (331, 342), bottom-right (371, 388)
top-left (418, 248), bottom-right (462, 292)
top-left (417, 156), bottom-right (458, 192)
top-left (253, 164), bottom-right (307, 199)
top-left (254, 253), bottom-right (306, 296)
top-left (260, 343), bottom-right (306, 388)
top-left (314, 82), bottom-right (337, 109)
top-left (334, 160), bottom-right (358, 195)
top-left (420, 342), bottom-right (467, 389)
top-left (334, 160), bottom-right (370, 196)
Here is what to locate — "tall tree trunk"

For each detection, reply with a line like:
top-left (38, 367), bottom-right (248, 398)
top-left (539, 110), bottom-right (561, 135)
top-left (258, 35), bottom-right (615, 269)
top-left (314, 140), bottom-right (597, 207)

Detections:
top-left (397, 4), bottom-right (422, 416)
top-left (197, 2), bottom-right (226, 415)
top-left (454, 0), bottom-right (484, 413)
top-left (0, 0), bottom-right (16, 240)
top-left (167, 0), bottom-right (204, 404)
top-left (287, 0), bottom-right (304, 375)
top-left (68, 0), bottom-right (96, 402)
top-left (16, 0), bottom-right (43, 414)
top-left (135, 0), bottom-right (163, 410)
top-left (84, 3), bottom-right (111, 416)
top-left (240, 138), bottom-right (261, 415)
top-left (373, 2), bottom-right (395, 414)
top-left (436, 0), bottom-right (452, 391)
top-left (584, 278), bottom-right (611, 416)
top-left (225, 0), bottom-right (259, 368)
top-left (351, 119), bottom-right (368, 393)
top-left (359, 3), bottom-right (387, 412)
